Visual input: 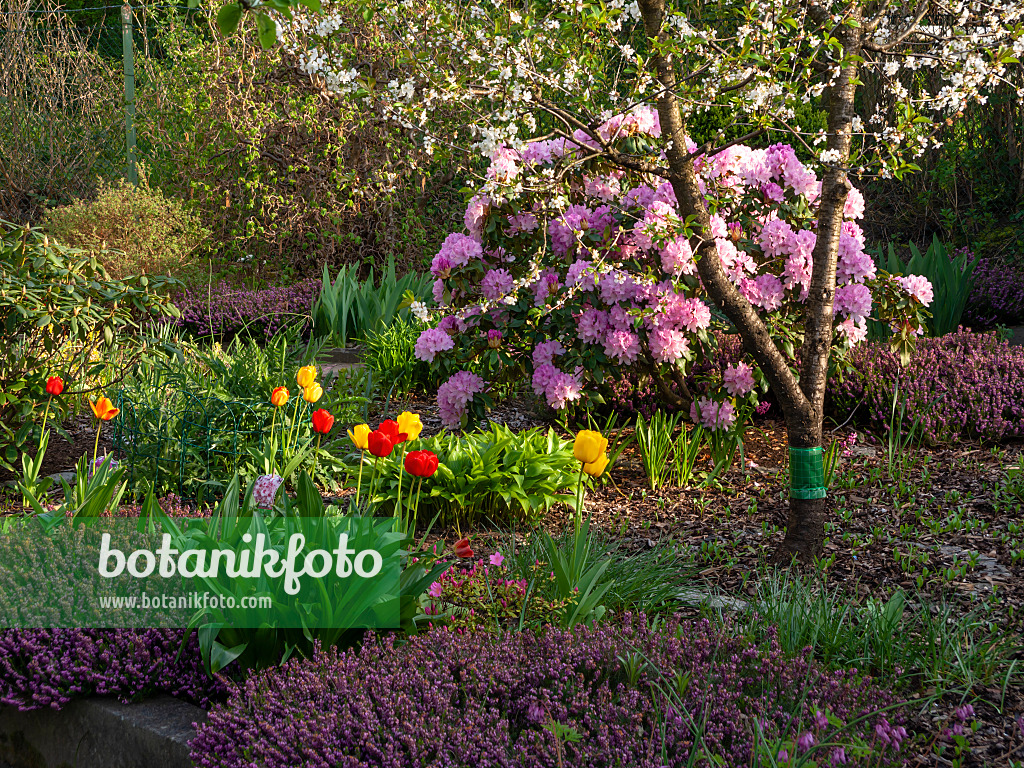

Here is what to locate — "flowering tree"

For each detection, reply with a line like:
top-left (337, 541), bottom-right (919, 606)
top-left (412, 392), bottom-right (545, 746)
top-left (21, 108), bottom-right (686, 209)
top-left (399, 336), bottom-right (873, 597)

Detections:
top-left (211, 0), bottom-right (1023, 561)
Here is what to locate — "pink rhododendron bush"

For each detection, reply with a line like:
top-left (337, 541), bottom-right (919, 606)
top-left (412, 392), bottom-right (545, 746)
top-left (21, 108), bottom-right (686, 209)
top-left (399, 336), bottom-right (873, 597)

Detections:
top-left (415, 110), bottom-right (932, 430)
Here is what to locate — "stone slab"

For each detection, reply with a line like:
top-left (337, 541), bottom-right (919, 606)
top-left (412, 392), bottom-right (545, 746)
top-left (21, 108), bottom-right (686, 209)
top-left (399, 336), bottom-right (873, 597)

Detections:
top-left (0, 695), bottom-right (206, 768)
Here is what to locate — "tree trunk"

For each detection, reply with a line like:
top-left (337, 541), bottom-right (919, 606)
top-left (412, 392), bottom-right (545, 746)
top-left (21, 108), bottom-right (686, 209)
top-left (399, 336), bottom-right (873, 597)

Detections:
top-left (635, 0), bottom-right (864, 563)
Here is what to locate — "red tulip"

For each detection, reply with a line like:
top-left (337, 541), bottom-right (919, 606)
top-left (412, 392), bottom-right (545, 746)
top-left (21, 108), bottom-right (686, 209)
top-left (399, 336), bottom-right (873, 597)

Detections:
top-left (367, 429), bottom-right (394, 458)
top-left (404, 449), bottom-right (439, 478)
top-left (377, 419), bottom-right (409, 446)
top-left (45, 376), bottom-right (64, 396)
top-left (454, 537), bottom-right (474, 559)
top-left (311, 409), bottom-right (335, 434)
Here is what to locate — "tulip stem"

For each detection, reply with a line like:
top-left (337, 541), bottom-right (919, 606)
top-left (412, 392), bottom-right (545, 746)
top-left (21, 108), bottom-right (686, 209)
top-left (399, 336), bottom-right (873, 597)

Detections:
top-left (311, 434), bottom-right (322, 484)
top-left (268, 408), bottom-right (278, 474)
top-left (92, 420), bottom-right (102, 476)
top-left (40, 396), bottom-right (52, 442)
top-left (575, 465), bottom-right (586, 532)
top-left (354, 450), bottom-right (364, 509)
top-left (395, 446), bottom-right (406, 527)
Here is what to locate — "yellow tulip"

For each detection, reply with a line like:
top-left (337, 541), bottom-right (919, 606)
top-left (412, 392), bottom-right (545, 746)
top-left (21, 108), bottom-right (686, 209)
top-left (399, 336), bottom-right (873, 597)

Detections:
top-left (348, 423), bottom-right (371, 450)
top-left (296, 366), bottom-right (318, 388)
top-left (583, 452), bottom-right (609, 478)
top-left (573, 430), bottom-right (608, 464)
top-left (303, 383), bottom-right (323, 403)
top-left (397, 411), bottom-right (423, 441)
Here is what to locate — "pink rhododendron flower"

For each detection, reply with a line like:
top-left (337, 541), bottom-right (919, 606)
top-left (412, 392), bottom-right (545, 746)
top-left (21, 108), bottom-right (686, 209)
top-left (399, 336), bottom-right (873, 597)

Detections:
top-left (834, 283), bottom-right (873, 321)
top-left (532, 340), bottom-right (566, 366)
top-left (436, 233), bottom-right (483, 269)
top-left (650, 326), bottom-right (690, 363)
top-left (481, 268), bottom-right (514, 300)
top-left (414, 327), bottom-right (456, 362)
top-left (603, 329), bottom-right (641, 364)
top-left (464, 194), bottom-right (490, 239)
top-left (898, 274), bottom-right (934, 306)
top-left (723, 362), bottom-right (756, 397)
top-left (437, 371), bottom-right (486, 428)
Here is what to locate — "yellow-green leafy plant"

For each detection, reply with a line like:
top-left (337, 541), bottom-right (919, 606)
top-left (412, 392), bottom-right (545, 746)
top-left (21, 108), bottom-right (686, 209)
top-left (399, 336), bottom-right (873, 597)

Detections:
top-left (42, 174), bottom-right (209, 281)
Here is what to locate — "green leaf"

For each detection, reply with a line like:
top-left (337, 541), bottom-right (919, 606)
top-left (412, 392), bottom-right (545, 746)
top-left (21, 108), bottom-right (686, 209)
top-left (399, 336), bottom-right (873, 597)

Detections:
top-left (216, 2), bottom-right (242, 36)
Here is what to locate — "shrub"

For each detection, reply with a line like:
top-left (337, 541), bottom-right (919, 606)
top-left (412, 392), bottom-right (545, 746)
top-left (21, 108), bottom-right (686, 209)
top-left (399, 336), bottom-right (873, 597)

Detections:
top-left (0, 223), bottom-right (178, 467)
top-left (409, 123), bottom-right (930, 432)
top-left (41, 176), bottom-right (210, 281)
top-left (191, 617), bottom-right (908, 768)
top-left (169, 279), bottom-right (320, 342)
top-left (827, 329), bottom-right (1024, 442)
top-left (0, 629), bottom-right (224, 710)
top-left (423, 557), bottom-right (572, 631)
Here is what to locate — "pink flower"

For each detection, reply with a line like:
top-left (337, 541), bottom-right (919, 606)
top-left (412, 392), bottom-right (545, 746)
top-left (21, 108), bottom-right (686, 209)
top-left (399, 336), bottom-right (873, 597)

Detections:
top-left (464, 194), bottom-right (490, 239)
top-left (480, 268), bottom-right (514, 300)
top-left (690, 397), bottom-right (737, 431)
top-left (435, 233), bottom-right (483, 269)
top-left (660, 237), bottom-right (695, 275)
top-left (898, 274), bottom-right (934, 306)
top-left (752, 274), bottom-right (785, 311)
top-left (649, 326), bottom-right (690, 363)
top-left (437, 371), bottom-right (486, 428)
top-left (427, 581), bottom-right (443, 599)
top-left (532, 340), bottom-right (566, 366)
top-left (723, 362), bottom-right (756, 397)
top-left (414, 327), bottom-right (455, 362)
top-left (489, 551), bottom-right (505, 567)
top-left (603, 329), bottom-right (641, 364)
top-left (834, 283), bottom-right (873, 321)
top-left (252, 474), bottom-right (284, 509)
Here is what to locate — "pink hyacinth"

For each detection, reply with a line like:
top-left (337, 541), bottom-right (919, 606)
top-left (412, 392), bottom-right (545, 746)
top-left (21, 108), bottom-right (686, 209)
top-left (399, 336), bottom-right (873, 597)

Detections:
top-left (252, 474), bottom-right (284, 509)
top-left (690, 398), bottom-right (737, 431)
top-left (414, 327), bottom-right (455, 362)
top-left (723, 362), bottom-right (756, 397)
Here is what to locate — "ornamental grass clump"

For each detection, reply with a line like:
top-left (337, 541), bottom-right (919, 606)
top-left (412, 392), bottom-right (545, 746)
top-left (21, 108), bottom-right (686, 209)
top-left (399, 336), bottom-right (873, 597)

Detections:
top-left (828, 329), bottom-right (1024, 443)
top-left (191, 617), bottom-right (908, 768)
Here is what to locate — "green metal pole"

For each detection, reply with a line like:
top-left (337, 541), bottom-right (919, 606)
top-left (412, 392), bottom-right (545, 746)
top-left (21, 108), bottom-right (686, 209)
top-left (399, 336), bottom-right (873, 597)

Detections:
top-left (121, 3), bottom-right (138, 186)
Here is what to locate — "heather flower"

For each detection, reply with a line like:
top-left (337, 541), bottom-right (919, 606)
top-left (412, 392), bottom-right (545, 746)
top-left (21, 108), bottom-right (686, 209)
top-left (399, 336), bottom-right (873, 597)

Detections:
top-left (414, 327), bottom-right (455, 362)
top-left (190, 617), bottom-right (905, 768)
top-left (437, 371), bottom-right (486, 428)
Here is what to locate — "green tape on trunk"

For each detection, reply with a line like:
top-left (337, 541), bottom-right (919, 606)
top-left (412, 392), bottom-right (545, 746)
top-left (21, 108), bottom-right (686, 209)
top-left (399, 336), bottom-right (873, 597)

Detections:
top-left (790, 447), bottom-right (826, 499)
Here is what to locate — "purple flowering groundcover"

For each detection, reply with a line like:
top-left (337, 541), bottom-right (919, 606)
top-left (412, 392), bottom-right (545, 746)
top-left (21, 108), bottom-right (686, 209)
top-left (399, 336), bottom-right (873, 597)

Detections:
top-left (0, 629), bottom-right (224, 711)
top-left (828, 329), bottom-right (1024, 443)
top-left (191, 617), bottom-right (909, 768)
top-left (169, 279), bottom-right (321, 342)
